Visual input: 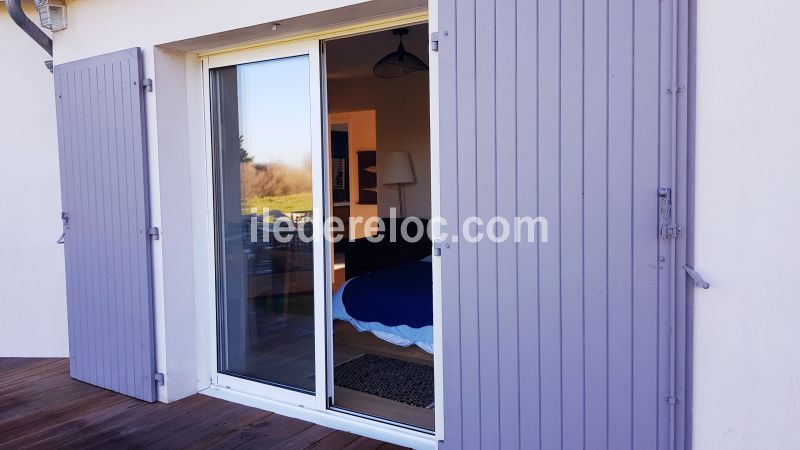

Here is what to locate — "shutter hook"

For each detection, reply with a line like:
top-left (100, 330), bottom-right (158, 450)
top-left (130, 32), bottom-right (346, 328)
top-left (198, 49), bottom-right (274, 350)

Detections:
top-left (683, 265), bottom-right (710, 289)
top-left (57, 212), bottom-right (69, 244)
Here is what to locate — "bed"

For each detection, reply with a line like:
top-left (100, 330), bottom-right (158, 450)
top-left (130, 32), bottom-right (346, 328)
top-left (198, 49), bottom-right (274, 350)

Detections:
top-left (333, 258), bottom-right (433, 353)
top-left (332, 218), bottom-right (433, 353)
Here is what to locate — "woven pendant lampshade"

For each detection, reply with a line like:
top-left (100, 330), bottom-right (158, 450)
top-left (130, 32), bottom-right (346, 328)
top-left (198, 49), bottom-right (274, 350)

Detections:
top-left (372, 28), bottom-right (429, 79)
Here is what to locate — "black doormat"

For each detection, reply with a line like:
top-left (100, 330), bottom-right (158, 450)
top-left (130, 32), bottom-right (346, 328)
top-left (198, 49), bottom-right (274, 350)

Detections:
top-left (334, 354), bottom-right (434, 409)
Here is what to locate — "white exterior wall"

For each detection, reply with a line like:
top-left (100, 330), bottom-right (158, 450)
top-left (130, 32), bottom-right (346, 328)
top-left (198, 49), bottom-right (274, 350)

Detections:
top-left (52, 0), bottom-right (373, 65)
top-left (0, 4), bottom-right (67, 357)
top-left (693, 0), bottom-right (800, 449)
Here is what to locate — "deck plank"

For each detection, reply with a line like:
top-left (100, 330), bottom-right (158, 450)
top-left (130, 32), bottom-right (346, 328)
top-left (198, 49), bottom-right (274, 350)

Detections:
top-left (303, 430), bottom-right (362, 449)
top-left (0, 358), bottom-right (405, 450)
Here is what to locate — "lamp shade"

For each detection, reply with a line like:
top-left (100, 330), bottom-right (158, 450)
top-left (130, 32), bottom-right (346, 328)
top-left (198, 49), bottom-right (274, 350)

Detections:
top-left (382, 151), bottom-right (415, 185)
top-left (373, 28), bottom-right (429, 79)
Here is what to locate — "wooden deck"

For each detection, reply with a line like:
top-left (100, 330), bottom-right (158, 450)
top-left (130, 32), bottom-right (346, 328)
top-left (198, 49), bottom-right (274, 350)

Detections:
top-left (0, 358), bottom-right (405, 449)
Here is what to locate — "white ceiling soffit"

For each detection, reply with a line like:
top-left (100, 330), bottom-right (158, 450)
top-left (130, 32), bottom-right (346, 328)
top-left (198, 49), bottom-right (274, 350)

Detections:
top-left (160, 0), bottom-right (428, 55)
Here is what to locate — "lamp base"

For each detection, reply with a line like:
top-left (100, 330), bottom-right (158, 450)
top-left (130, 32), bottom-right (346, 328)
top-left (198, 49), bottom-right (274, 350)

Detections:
top-left (397, 184), bottom-right (405, 218)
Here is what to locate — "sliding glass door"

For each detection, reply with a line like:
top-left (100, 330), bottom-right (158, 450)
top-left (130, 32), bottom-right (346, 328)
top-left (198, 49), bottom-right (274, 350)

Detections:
top-left (207, 41), bottom-right (326, 405)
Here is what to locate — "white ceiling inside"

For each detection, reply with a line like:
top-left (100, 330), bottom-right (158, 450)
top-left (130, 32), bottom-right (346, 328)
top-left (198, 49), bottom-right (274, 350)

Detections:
top-left (325, 23), bottom-right (429, 80)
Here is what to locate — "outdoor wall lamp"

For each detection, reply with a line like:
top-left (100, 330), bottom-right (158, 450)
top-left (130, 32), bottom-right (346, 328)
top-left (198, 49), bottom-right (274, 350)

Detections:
top-left (35, 0), bottom-right (67, 32)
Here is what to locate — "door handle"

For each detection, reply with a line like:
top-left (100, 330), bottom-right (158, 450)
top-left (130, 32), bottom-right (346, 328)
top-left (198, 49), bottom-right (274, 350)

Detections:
top-left (57, 212), bottom-right (69, 245)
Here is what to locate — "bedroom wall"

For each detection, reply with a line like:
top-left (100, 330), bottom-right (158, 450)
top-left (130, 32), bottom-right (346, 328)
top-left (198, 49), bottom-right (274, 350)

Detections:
top-left (327, 72), bottom-right (432, 219)
top-left (329, 110), bottom-right (378, 239)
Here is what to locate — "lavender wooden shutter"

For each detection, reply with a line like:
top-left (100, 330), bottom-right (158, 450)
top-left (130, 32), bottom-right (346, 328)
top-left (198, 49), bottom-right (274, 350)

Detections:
top-left (437, 0), bottom-right (689, 448)
top-left (54, 48), bottom-right (157, 402)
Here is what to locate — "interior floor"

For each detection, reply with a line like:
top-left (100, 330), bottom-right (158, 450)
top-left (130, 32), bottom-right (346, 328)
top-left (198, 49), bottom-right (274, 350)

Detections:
top-left (333, 320), bottom-right (433, 366)
top-left (332, 321), bottom-right (435, 430)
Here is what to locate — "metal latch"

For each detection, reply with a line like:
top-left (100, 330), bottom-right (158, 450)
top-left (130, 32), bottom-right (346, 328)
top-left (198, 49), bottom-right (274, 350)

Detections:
top-left (658, 188), bottom-right (682, 239)
top-left (154, 372), bottom-right (165, 386)
top-left (667, 395), bottom-right (679, 405)
top-left (431, 32), bottom-right (440, 52)
top-left (661, 224), bottom-right (682, 240)
top-left (683, 265), bottom-right (710, 289)
top-left (148, 226), bottom-right (160, 240)
top-left (142, 78), bottom-right (153, 92)
top-left (57, 212), bottom-right (69, 244)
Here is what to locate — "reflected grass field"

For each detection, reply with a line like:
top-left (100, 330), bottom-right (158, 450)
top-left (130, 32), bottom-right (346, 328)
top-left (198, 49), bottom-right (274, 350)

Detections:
top-left (244, 192), bottom-right (313, 214)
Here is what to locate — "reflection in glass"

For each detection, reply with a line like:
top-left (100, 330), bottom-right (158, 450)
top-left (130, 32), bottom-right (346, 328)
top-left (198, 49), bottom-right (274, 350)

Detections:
top-left (211, 56), bottom-right (316, 393)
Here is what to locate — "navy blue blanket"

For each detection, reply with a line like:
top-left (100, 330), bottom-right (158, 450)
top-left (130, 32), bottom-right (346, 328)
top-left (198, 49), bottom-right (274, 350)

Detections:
top-left (341, 261), bottom-right (433, 329)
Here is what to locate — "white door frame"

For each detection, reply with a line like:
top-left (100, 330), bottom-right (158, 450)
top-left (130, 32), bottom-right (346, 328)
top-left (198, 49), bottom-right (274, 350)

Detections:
top-left (196, 15), bottom-right (442, 448)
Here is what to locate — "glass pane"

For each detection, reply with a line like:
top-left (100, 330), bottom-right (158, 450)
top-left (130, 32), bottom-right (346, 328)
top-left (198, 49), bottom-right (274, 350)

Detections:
top-left (211, 55), bottom-right (316, 393)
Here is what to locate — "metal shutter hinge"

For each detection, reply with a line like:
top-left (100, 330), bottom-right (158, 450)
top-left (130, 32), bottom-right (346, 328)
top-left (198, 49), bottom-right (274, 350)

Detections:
top-left (431, 31), bottom-right (440, 52)
top-left (142, 78), bottom-right (153, 92)
top-left (431, 31), bottom-right (448, 52)
top-left (658, 188), bottom-right (682, 239)
top-left (433, 239), bottom-right (450, 256)
top-left (667, 395), bottom-right (679, 405)
top-left (154, 372), bottom-right (165, 386)
top-left (148, 226), bottom-right (160, 240)
top-left (683, 265), bottom-right (710, 289)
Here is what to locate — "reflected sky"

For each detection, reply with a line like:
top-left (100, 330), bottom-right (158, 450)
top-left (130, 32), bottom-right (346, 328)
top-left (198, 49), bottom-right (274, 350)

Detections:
top-left (237, 55), bottom-right (311, 167)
